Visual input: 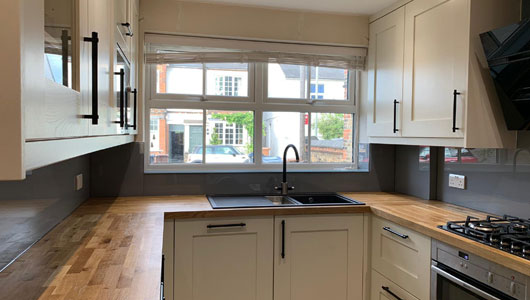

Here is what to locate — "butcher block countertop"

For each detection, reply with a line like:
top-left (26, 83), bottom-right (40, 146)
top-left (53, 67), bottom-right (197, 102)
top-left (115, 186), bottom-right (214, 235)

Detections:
top-left (0, 192), bottom-right (529, 300)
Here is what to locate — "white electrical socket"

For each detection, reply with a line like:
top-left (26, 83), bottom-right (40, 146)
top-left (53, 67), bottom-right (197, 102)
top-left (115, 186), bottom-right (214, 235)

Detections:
top-left (75, 174), bottom-right (83, 191)
top-left (448, 174), bottom-right (466, 190)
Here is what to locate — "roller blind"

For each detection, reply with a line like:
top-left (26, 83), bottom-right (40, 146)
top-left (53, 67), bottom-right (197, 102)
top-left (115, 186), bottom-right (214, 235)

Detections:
top-left (145, 34), bottom-right (367, 70)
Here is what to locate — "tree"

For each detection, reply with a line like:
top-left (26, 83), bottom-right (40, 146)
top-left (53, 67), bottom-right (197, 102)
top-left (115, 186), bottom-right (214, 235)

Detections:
top-left (210, 131), bottom-right (221, 145)
top-left (315, 113), bottom-right (343, 140)
top-left (212, 112), bottom-right (256, 153)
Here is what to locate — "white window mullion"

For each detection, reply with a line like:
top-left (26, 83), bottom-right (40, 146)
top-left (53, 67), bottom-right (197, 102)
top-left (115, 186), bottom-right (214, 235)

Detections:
top-left (254, 109), bottom-right (263, 167)
top-left (307, 112), bottom-right (311, 163)
top-left (202, 109), bottom-right (206, 164)
top-left (201, 63), bottom-right (207, 100)
top-left (306, 66), bottom-right (312, 104)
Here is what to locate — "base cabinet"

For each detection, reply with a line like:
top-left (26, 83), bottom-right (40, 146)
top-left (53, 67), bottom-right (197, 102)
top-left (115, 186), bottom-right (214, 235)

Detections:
top-left (370, 216), bottom-right (431, 300)
top-left (274, 214), bottom-right (364, 300)
top-left (166, 214), bottom-right (365, 300)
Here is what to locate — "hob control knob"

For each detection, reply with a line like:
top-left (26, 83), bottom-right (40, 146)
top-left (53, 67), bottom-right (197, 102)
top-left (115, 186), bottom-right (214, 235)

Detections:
top-left (487, 272), bottom-right (493, 284)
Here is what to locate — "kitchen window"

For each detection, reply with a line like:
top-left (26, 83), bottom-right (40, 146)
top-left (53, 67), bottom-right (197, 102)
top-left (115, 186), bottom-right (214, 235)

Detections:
top-left (144, 35), bottom-right (367, 172)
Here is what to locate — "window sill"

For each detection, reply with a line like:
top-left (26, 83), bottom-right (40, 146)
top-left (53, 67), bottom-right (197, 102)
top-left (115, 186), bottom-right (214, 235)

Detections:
top-left (143, 168), bottom-right (370, 174)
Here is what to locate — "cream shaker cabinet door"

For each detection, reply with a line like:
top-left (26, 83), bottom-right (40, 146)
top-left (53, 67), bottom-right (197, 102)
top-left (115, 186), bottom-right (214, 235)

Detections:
top-left (86, 0), bottom-right (120, 136)
top-left (174, 217), bottom-right (273, 300)
top-left (25, 0), bottom-right (89, 140)
top-left (274, 214), bottom-right (364, 300)
top-left (367, 7), bottom-right (405, 137)
top-left (402, 0), bottom-right (469, 138)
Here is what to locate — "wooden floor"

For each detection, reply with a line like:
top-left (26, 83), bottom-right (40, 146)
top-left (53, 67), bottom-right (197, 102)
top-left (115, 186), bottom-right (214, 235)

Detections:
top-left (0, 192), bottom-right (528, 300)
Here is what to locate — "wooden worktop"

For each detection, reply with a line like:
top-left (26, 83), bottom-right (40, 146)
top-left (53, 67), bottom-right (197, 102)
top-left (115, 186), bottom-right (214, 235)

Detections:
top-left (0, 193), bottom-right (528, 300)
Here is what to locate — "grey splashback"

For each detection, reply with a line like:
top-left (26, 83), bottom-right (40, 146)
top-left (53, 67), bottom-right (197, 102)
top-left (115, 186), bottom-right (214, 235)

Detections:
top-left (436, 132), bottom-right (530, 219)
top-left (394, 146), bottom-right (437, 200)
top-left (90, 143), bottom-right (396, 197)
top-left (0, 155), bottom-right (90, 271)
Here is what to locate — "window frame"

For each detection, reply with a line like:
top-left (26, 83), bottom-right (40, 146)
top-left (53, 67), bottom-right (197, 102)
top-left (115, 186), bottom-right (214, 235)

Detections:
top-left (263, 64), bottom-right (355, 106)
top-left (145, 51), bottom-right (361, 173)
top-left (149, 60), bottom-right (255, 103)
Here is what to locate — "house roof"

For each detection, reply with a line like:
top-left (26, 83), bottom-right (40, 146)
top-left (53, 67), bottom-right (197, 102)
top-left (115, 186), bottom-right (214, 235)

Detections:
top-left (280, 65), bottom-right (346, 80)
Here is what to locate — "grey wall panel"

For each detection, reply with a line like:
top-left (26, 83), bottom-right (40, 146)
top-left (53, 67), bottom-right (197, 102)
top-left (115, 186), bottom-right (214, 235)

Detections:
top-left (90, 143), bottom-right (396, 196)
top-left (437, 133), bottom-right (530, 219)
top-left (0, 155), bottom-right (90, 271)
top-left (90, 142), bottom-right (144, 197)
top-left (394, 146), bottom-right (435, 200)
top-left (523, 0), bottom-right (530, 19)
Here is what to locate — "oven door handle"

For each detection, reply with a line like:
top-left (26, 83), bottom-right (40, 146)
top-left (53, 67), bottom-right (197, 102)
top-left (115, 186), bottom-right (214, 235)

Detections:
top-left (431, 265), bottom-right (502, 300)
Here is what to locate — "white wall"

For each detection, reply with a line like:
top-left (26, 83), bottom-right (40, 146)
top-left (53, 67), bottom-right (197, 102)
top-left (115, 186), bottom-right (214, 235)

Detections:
top-left (140, 0), bottom-right (369, 46)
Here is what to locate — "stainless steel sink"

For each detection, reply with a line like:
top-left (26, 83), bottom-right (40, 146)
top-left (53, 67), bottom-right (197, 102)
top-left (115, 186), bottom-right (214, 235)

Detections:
top-left (265, 196), bottom-right (299, 206)
top-left (207, 194), bottom-right (363, 209)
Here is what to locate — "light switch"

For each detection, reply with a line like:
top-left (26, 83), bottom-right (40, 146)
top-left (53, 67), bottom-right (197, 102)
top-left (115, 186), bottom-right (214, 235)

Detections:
top-left (449, 174), bottom-right (466, 190)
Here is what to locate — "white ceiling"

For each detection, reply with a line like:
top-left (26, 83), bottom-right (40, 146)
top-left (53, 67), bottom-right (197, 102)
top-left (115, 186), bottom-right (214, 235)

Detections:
top-left (188, 0), bottom-right (399, 15)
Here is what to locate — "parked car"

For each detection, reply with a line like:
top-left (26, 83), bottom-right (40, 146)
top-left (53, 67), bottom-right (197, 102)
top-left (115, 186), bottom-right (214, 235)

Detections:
top-left (245, 152), bottom-right (283, 163)
top-left (419, 148), bottom-right (479, 163)
top-left (187, 145), bottom-right (248, 163)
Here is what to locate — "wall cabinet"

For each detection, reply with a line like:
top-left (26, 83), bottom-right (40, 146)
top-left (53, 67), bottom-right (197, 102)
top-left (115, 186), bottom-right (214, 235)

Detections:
top-left (367, 0), bottom-right (520, 148)
top-left (165, 214), bottom-right (365, 300)
top-left (370, 216), bottom-right (431, 300)
top-left (0, 0), bottom-right (139, 180)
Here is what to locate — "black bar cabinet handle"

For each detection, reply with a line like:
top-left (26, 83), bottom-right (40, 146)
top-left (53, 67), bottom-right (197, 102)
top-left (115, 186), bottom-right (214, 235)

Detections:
top-left (206, 223), bottom-right (246, 229)
top-left (161, 254), bottom-right (165, 300)
top-left (124, 88), bottom-right (137, 130)
top-left (452, 90), bottom-right (461, 132)
top-left (81, 32), bottom-right (99, 125)
top-left (281, 220), bottom-right (285, 259)
top-left (383, 227), bottom-right (409, 239)
top-left (161, 254), bottom-right (165, 283)
top-left (112, 69), bottom-right (125, 127)
top-left (393, 99), bottom-right (399, 133)
top-left (124, 86), bottom-right (129, 129)
top-left (382, 286), bottom-right (404, 300)
top-left (131, 88), bottom-right (137, 130)
top-left (61, 29), bottom-right (69, 87)
top-left (121, 22), bottom-right (133, 37)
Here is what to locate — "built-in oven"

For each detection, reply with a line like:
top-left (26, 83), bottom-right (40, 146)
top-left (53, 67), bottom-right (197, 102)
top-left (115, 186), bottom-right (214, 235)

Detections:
top-left (431, 240), bottom-right (528, 300)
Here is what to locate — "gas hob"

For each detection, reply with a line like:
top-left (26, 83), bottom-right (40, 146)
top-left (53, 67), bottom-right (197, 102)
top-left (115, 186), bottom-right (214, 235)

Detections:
top-left (439, 215), bottom-right (530, 260)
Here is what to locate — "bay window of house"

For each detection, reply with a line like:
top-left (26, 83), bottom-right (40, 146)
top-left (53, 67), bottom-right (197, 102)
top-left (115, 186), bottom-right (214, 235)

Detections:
top-left (145, 35), bottom-right (367, 172)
